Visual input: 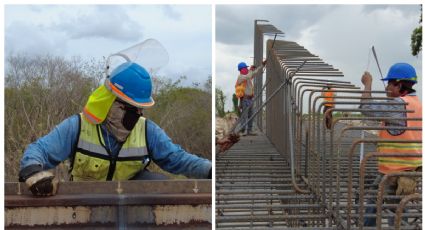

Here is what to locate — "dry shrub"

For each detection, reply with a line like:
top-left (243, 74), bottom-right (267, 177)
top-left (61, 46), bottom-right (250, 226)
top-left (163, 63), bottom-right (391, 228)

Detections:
top-left (5, 54), bottom-right (102, 181)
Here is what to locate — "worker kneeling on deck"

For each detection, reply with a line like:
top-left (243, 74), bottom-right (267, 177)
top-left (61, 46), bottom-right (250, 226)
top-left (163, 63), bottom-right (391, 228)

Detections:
top-left (18, 62), bottom-right (212, 196)
top-left (360, 63), bottom-right (422, 226)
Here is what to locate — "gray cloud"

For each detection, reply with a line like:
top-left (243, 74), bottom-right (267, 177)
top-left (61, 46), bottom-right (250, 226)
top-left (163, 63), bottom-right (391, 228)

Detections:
top-left (216, 5), bottom-right (337, 45)
top-left (54, 5), bottom-right (143, 42)
top-left (5, 21), bottom-right (66, 56)
top-left (5, 5), bottom-right (212, 90)
top-left (362, 4), bottom-right (420, 15)
top-left (161, 5), bottom-right (182, 20)
top-left (216, 5), bottom-right (422, 111)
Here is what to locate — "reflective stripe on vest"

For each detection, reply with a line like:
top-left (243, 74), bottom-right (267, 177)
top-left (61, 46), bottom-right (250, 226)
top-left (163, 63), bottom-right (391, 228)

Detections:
top-left (378, 95), bottom-right (422, 174)
top-left (71, 113), bottom-right (149, 181)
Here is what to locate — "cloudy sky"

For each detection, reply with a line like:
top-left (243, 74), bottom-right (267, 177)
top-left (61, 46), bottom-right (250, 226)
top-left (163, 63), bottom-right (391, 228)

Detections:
top-left (5, 5), bottom-right (211, 86)
top-left (216, 4), bottom-right (422, 111)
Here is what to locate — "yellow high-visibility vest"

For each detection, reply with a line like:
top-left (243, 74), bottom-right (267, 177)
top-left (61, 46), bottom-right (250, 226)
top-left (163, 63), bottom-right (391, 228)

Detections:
top-left (378, 95), bottom-right (422, 174)
top-left (71, 113), bottom-right (149, 181)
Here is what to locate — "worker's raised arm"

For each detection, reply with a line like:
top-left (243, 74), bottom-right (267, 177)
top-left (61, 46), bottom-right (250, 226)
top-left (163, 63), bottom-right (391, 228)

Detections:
top-left (250, 60), bottom-right (267, 77)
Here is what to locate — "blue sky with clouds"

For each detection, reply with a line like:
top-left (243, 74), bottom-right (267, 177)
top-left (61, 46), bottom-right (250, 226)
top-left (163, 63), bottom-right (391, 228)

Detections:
top-left (5, 5), bottom-right (212, 86)
top-left (216, 5), bottom-right (422, 111)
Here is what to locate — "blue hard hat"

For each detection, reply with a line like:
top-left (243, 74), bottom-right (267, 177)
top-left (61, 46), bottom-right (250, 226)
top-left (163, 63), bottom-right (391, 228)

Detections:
top-left (238, 62), bottom-right (249, 71)
top-left (105, 62), bottom-right (155, 108)
top-left (382, 63), bottom-right (417, 83)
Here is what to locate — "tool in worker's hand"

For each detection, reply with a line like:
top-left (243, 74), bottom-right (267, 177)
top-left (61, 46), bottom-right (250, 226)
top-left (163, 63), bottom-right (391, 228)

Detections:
top-left (262, 33), bottom-right (279, 73)
top-left (268, 33), bottom-right (278, 57)
top-left (371, 46), bottom-right (386, 88)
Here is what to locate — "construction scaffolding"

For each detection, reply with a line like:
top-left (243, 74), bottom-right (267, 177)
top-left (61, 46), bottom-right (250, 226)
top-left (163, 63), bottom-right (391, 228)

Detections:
top-left (217, 21), bottom-right (422, 229)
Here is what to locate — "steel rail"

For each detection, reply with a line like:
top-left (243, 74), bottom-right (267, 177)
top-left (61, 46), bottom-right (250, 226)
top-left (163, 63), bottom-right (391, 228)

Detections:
top-left (6, 193), bottom-right (211, 207)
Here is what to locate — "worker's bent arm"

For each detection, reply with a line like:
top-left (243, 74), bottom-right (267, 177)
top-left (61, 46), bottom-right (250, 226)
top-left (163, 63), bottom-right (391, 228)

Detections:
top-left (146, 120), bottom-right (212, 179)
top-left (20, 115), bottom-right (79, 171)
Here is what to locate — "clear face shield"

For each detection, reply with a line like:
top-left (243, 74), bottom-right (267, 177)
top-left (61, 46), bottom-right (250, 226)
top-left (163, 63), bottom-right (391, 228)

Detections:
top-left (105, 38), bottom-right (169, 78)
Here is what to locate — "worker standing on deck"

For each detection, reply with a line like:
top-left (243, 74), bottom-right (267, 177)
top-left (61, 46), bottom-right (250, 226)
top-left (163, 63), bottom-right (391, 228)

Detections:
top-left (322, 85), bottom-right (335, 129)
top-left (360, 63), bottom-right (422, 226)
top-left (19, 61), bottom-right (212, 196)
top-left (235, 60), bottom-right (267, 135)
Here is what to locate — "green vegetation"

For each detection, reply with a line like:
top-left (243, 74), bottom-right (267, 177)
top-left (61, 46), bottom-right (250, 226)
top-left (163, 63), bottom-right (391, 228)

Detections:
top-left (411, 5), bottom-right (422, 56)
top-left (232, 93), bottom-right (241, 117)
top-left (216, 87), bottom-right (226, 117)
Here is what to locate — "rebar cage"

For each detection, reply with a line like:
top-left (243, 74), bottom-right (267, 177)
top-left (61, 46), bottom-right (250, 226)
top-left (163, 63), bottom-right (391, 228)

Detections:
top-left (216, 21), bottom-right (422, 230)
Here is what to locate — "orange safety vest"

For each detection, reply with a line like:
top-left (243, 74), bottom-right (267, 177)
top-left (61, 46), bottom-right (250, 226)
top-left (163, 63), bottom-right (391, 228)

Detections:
top-left (323, 91), bottom-right (334, 107)
top-left (378, 95), bottom-right (422, 174)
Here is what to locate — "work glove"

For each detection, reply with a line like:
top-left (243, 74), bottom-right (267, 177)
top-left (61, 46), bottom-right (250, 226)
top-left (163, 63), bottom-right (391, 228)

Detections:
top-left (262, 59), bottom-right (267, 65)
top-left (19, 164), bottom-right (58, 196)
top-left (396, 176), bottom-right (417, 195)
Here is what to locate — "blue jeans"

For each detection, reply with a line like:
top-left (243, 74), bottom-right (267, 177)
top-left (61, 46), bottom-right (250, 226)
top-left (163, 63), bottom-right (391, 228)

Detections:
top-left (364, 174), bottom-right (398, 227)
top-left (240, 97), bottom-right (253, 133)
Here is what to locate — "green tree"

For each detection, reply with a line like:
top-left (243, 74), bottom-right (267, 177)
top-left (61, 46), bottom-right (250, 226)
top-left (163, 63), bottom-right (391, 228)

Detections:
top-left (232, 93), bottom-right (240, 117)
top-left (411, 5), bottom-right (422, 56)
top-left (215, 88), bottom-right (226, 117)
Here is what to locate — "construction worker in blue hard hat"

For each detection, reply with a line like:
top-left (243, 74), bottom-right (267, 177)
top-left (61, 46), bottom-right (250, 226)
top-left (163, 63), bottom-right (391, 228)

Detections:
top-left (360, 63), bottom-right (422, 226)
top-left (18, 61), bottom-right (212, 196)
top-left (235, 59), bottom-right (267, 136)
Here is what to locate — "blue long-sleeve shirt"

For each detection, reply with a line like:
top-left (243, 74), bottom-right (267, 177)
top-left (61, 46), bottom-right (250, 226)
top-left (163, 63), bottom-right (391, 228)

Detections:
top-left (20, 115), bottom-right (211, 179)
